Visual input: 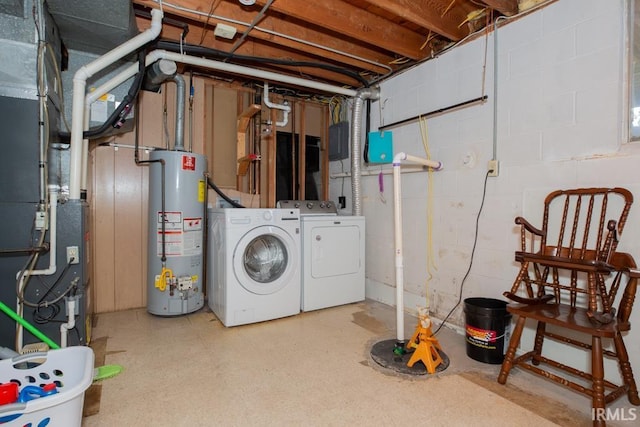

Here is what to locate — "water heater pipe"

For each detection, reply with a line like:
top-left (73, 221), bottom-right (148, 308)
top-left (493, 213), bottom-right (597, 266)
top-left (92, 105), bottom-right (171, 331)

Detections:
top-left (391, 152), bottom-right (443, 347)
top-left (263, 81), bottom-right (290, 127)
top-left (69, 8), bottom-right (163, 200)
top-left (171, 74), bottom-right (186, 150)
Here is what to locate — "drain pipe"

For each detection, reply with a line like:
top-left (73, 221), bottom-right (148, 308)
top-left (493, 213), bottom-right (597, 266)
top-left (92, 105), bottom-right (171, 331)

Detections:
top-left (263, 82), bottom-right (290, 127)
top-left (60, 292), bottom-right (79, 348)
top-left (351, 87), bottom-right (380, 216)
top-left (391, 153), bottom-right (443, 350)
top-left (69, 8), bottom-right (163, 201)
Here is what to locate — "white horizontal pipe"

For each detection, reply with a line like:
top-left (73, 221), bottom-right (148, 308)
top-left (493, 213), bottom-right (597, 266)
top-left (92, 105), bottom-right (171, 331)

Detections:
top-left (393, 152), bottom-right (443, 170)
top-left (69, 9), bottom-right (163, 200)
top-left (157, 50), bottom-right (358, 97)
top-left (85, 50), bottom-right (166, 106)
top-left (330, 166), bottom-right (428, 178)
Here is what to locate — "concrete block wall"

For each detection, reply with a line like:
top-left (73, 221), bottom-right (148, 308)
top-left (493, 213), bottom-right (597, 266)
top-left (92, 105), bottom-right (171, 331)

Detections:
top-left (330, 0), bottom-right (640, 378)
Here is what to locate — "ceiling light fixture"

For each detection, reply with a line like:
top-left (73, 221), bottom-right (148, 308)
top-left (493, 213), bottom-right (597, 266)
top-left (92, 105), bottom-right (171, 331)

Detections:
top-left (239, 0), bottom-right (256, 5)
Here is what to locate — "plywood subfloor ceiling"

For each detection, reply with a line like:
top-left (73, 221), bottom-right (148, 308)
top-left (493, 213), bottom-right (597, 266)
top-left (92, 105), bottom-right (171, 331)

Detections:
top-left (132, 0), bottom-right (556, 93)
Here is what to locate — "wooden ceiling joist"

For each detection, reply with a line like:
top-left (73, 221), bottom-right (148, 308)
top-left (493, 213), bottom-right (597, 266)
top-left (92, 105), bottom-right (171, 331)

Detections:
top-left (252, 0), bottom-right (427, 60)
top-left (361, 0), bottom-right (470, 41)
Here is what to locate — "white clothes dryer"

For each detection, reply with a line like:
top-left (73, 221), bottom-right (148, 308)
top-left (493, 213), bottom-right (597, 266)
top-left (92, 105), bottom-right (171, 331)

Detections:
top-left (207, 208), bottom-right (301, 326)
top-left (277, 200), bottom-right (365, 312)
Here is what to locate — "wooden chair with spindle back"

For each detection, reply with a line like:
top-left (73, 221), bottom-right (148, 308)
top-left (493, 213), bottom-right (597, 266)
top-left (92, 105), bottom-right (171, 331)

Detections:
top-left (497, 188), bottom-right (640, 426)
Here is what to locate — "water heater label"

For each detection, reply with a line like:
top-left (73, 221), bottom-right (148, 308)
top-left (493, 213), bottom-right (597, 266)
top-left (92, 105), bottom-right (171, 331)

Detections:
top-left (158, 211), bottom-right (182, 225)
top-left (183, 217), bottom-right (202, 231)
top-left (156, 211), bottom-right (203, 257)
top-left (182, 155), bottom-right (196, 171)
top-left (198, 180), bottom-right (205, 203)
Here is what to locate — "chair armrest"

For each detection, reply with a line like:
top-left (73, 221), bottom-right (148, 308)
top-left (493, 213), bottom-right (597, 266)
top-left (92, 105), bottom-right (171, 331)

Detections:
top-left (515, 216), bottom-right (544, 236)
top-left (515, 252), bottom-right (616, 273)
top-left (628, 268), bottom-right (640, 278)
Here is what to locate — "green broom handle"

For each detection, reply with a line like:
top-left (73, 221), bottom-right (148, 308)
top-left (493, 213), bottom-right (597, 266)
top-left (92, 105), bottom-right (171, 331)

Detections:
top-left (0, 301), bottom-right (60, 350)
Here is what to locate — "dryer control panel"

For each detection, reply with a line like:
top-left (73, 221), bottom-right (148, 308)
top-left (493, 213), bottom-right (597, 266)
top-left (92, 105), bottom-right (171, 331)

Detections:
top-left (277, 200), bottom-right (337, 215)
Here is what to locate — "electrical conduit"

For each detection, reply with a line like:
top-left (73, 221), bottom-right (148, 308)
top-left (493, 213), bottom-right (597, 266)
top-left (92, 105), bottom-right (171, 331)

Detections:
top-left (392, 153), bottom-right (442, 347)
top-left (69, 8), bottom-right (163, 200)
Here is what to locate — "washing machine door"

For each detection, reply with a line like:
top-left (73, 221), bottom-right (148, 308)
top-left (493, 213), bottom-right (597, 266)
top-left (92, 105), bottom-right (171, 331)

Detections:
top-left (233, 225), bottom-right (298, 295)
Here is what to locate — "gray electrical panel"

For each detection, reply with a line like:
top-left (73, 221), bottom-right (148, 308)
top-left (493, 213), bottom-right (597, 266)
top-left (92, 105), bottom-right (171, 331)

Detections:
top-left (329, 121), bottom-right (350, 161)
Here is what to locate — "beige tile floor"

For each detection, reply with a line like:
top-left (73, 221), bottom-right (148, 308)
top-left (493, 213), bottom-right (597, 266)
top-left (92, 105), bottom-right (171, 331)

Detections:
top-left (81, 300), bottom-right (634, 426)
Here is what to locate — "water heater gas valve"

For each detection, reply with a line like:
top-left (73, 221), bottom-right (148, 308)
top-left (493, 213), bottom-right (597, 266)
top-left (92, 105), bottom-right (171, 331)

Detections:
top-left (177, 276), bottom-right (194, 291)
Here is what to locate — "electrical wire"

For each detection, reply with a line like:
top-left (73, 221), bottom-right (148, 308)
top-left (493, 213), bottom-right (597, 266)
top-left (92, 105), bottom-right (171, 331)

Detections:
top-left (20, 260), bottom-right (74, 308)
top-left (207, 176), bottom-right (245, 208)
top-left (419, 117), bottom-right (437, 289)
top-left (199, 0), bottom-right (222, 44)
top-left (154, 40), bottom-right (371, 87)
top-left (146, 0), bottom-right (393, 75)
top-left (432, 170), bottom-right (490, 337)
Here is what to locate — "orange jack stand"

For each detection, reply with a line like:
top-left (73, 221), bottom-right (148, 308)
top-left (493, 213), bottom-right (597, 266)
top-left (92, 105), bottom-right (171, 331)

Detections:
top-left (406, 314), bottom-right (443, 374)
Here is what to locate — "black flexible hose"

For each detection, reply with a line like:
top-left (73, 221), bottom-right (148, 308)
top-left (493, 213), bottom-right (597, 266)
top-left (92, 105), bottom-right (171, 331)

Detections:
top-left (206, 177), bottom-right (245, 208)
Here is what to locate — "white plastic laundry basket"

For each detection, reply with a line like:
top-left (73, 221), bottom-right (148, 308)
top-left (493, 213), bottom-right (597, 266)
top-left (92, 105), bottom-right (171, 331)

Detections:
top-left (0, 346), bottom-right (94, 426)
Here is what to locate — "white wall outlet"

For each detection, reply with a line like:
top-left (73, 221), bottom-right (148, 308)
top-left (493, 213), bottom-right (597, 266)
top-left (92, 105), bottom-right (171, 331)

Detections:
top-left (487, 159), bottom-right (499, 177)
top-left (66, 246), bottom-right (80, 264)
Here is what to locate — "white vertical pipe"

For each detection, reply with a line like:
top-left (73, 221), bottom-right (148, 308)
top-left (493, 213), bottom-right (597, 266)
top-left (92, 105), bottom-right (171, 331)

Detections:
top-left (391, 152), bottom-right (443, 344)
top-left (81, 105), bottom-right (90, 195)
top-left (69, 8), bottom-right (163, 200)
top-left (60, 297), bottom-right (76, 348)
top-left (392, 161), bottom-right (405, 343)
top-left (263, 81), bottom-right (291, 127)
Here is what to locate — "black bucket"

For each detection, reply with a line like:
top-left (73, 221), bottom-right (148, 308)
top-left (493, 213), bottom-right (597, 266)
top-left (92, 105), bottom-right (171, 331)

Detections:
top-left (463, 298), bottom-right (512, 364)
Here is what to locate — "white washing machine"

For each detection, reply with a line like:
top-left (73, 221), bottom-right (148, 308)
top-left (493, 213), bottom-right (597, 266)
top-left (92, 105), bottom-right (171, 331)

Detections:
top-left (207, 208), bottom-right (301, 326)
top-left (277, 200), bottom-right (365, 312)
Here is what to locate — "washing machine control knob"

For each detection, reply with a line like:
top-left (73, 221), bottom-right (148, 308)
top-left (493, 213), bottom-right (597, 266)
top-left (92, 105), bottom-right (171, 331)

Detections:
top-left (306, 202), bottom-right (314, 209)
top-left (262, 211), bottom-right (273, 221)
top-left (294, 202), bottom-right (300, 208)
top-left (319, 202), bottom-right (326, 208)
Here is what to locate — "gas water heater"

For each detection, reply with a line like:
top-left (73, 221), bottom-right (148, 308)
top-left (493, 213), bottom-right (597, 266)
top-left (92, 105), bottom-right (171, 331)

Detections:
top-left (147, 150), bottom-right (206, 315)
